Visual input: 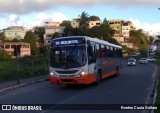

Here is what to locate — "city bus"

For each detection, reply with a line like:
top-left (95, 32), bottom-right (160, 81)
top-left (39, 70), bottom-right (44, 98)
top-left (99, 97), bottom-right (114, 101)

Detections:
top-left (49, 36), bottom-right (123, 85)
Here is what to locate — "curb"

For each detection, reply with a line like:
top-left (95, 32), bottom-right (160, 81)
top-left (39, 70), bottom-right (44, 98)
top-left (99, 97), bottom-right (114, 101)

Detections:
top-left (142, 64), bottom-right (159, 113)
top-left (151, 65), bottom-right (159, 113)
top-left (0, 78), bottom-right (49, 93)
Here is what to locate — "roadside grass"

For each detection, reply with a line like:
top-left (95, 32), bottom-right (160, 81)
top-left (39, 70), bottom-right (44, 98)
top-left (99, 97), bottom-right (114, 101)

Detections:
top-left (0, 54), bottom-right (49, 83)
top-left (0, 60), bottom-right (17, 82)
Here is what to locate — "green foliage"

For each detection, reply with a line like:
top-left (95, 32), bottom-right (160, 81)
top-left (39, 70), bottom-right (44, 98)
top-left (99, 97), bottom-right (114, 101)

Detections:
top-left (89, 15), bottom-right (100, 21)
top-left (0, 50), bottom-right (12, 61)
top-left (0, 55), bottom-right (49, 82)
top-left (99, 23), bottom-right (115, 40)
top-left (24, 31), bottom-right (38, 54)
top-left (88, 26), bottom-right (102, 38)
top-left (149, 36), bottom-right (154, 44)
top-left (0, 32), bottom-right (6, 42)
top-left (60, 20), bottom-right (71, 27)
top-left (130, 29), bottom-right (148, 50)
top-left (103, 18), bottom-right (108, 24)
top-left (62, 12), bottom-right (118, 45)
top-left (79, 11), bottom-right (90, 31)
top-left (39, 45), bottom-right (50, 56)
top-left (52, 32), bottom-right (61, 39)
top-left (34, 26), bottom-right (45, 43)
top-left (139, 48), bottom-right (147, 57)
top-left (12, 38), bottom-right (20, 42)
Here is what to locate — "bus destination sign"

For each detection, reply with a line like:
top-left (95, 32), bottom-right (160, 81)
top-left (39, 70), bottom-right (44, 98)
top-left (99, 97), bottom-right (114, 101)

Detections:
top-left (52, 38), bottom-right (86, 46)
top-left (55, 40), bottom-right (78, 45)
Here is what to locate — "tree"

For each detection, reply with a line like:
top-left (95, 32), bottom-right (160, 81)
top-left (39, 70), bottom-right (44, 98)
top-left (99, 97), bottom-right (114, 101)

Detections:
top-left (33, 26), bottom-right (45, 44)
top-left (0, 49), bottom-right (12, 61)
top-left (99, 23), bottom-right (115, 40)
top-left (61, 20), bottom-right (74, 36)
top-left (89, 16), bottom-right (100, 21)
top-left (103, 18), bottom-right (108, 24)
top-left (148, 36), bottom-right (154, 44)
top-left (130, 29), bottom-right (148, 51)
top-left (0, 32), bottom-right (6, 43)
top-left (24, 31), bottom-right (38, 55)
top-left (88, 26), bottom-right (101, 38)
top-left (60, 20), bottom-right (71, 27)
top-left (78, 11), bottom-right (90, 33)
top-left (52, 32), bottom-right (61, 39)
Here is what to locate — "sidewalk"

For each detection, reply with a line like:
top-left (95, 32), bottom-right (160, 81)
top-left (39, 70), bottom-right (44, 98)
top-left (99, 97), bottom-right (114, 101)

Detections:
top-left (0, 75), bottom-right (49, 93)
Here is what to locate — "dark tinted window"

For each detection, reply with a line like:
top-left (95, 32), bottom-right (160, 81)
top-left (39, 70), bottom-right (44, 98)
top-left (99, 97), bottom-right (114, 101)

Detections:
top-left (100, 44), bottom-right (106, 58)
top-left (96, 43), bottom-right (100, 58)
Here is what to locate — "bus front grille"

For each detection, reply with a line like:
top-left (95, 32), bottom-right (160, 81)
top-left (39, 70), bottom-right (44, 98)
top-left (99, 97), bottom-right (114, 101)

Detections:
top-left (60, 75), bottom-right (76, 78)
top-left (56, 70), bottom-right (78, 74)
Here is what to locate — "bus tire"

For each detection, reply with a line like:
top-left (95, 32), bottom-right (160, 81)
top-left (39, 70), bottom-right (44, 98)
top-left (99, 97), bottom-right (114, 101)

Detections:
top-left (95, 71), bottom-right (101, 85)
top-left (115, 66), bottom-right (119, 77)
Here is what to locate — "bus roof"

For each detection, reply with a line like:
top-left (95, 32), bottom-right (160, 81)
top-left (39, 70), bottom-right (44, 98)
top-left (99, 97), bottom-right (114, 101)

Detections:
top-left (51, 36), bottom-right (122, 49)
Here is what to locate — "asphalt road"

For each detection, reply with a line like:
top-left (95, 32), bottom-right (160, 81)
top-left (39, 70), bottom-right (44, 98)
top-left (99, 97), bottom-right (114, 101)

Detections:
top-left (0, 62), bottom-right (157, 113)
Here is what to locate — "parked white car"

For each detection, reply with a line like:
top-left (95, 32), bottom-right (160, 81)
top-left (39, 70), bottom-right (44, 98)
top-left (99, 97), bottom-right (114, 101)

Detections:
top-left (139, 58), bottom-right (148, 64)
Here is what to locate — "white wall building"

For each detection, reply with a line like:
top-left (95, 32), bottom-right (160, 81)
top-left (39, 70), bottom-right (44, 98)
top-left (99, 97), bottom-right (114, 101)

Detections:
top-left (44, 22), bottom-right (65, 45)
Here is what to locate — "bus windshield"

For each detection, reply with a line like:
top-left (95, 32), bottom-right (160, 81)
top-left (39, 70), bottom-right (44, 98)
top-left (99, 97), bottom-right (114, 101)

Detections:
top-left (50, 45), bottom-right (86, 68)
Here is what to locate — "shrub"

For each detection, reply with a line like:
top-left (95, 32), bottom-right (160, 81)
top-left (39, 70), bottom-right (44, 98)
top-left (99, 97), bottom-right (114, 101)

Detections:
top-left (0, 50), bottom-right (12, 61)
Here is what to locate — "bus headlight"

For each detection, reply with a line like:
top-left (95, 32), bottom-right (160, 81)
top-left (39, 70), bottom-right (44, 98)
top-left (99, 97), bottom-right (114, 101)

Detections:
top-left (50, 72), bottom-right (54, 77)
top-left (77, 71), bottom-right (85, 77)
top-left (50, 72), bottom-right (59, 77)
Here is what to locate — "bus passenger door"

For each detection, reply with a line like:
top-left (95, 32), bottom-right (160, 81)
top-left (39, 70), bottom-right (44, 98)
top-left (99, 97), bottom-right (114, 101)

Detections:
top-left (87, 44), bottom-right (96, 77)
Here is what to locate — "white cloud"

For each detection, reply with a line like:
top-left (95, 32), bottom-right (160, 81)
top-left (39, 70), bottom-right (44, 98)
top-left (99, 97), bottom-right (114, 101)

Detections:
top-left (51, 13), bottom-right (68, 22)
top-left (130, 18), bottom-right (160, 36)
top-left (4, 12), bottom-right (68, 29)
top-left (27, 12), bottom-right (68, 28)
top-left (0, 0), bottom-right (160, 14)
top-left (7, 14), bottom-right (23, 26)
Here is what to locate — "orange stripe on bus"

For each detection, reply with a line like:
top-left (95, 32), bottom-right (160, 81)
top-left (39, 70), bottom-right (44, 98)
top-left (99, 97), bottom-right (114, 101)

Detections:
top-left (50, 69), bottom-right (122, 85)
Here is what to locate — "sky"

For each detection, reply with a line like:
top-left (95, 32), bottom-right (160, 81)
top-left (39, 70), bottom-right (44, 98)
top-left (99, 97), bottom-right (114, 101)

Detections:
top-left (0, 0), bottom-right (160, 36)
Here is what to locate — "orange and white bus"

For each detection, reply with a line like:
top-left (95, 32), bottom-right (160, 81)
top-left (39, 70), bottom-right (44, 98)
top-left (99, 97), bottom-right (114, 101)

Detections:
top-left (49, 36), bottom-right (123, 85)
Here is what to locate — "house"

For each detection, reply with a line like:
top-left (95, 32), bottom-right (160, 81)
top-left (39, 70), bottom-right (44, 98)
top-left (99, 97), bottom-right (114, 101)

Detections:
top-left (71, 18), bottom-right (80, 28)
top-left (108, 20), bottom-right (134, 48)
top-left (43, 22), bottom-right (65, 45)
top-left (89, 21), bottom-right (101, 28)
top-left (4, 26), bottom-right (27, 40)
top-left (0, 42), bottom-right (31, 58)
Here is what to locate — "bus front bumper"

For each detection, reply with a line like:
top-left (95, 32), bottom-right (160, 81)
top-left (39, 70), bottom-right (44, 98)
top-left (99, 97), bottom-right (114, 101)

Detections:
top-left (50, 74), bottom-right (95, 85)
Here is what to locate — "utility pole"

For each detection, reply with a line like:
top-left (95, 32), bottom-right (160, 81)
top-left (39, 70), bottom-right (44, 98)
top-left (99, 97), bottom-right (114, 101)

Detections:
top-left (16, 44), bottom-right (20, 84)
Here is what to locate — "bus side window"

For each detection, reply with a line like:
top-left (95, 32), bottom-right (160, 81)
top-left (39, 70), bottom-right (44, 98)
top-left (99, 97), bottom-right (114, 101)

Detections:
top-left (117, 48), bottom-right (120, 57)
top-left (119, 49), bottom-right (122, 57)
top-left (96, 43), bottom-right (100, 58)
top-left (114, 48), bottom-right (117, 57)
top-left (106, 45), bottom-right (110, 57)
top-left (110, 47), bottom-right (113, 57)
top-left (87, 44), bottom-right (96, 63)
top-left (100, 44), bottom-right (106, 58)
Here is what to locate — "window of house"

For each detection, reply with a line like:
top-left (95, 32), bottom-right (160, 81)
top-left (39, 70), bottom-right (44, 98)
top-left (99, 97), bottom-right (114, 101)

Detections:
top-left (11, 45), bottom-right (15, 49)
top-left (5, 45), bottom-right (10, 49)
